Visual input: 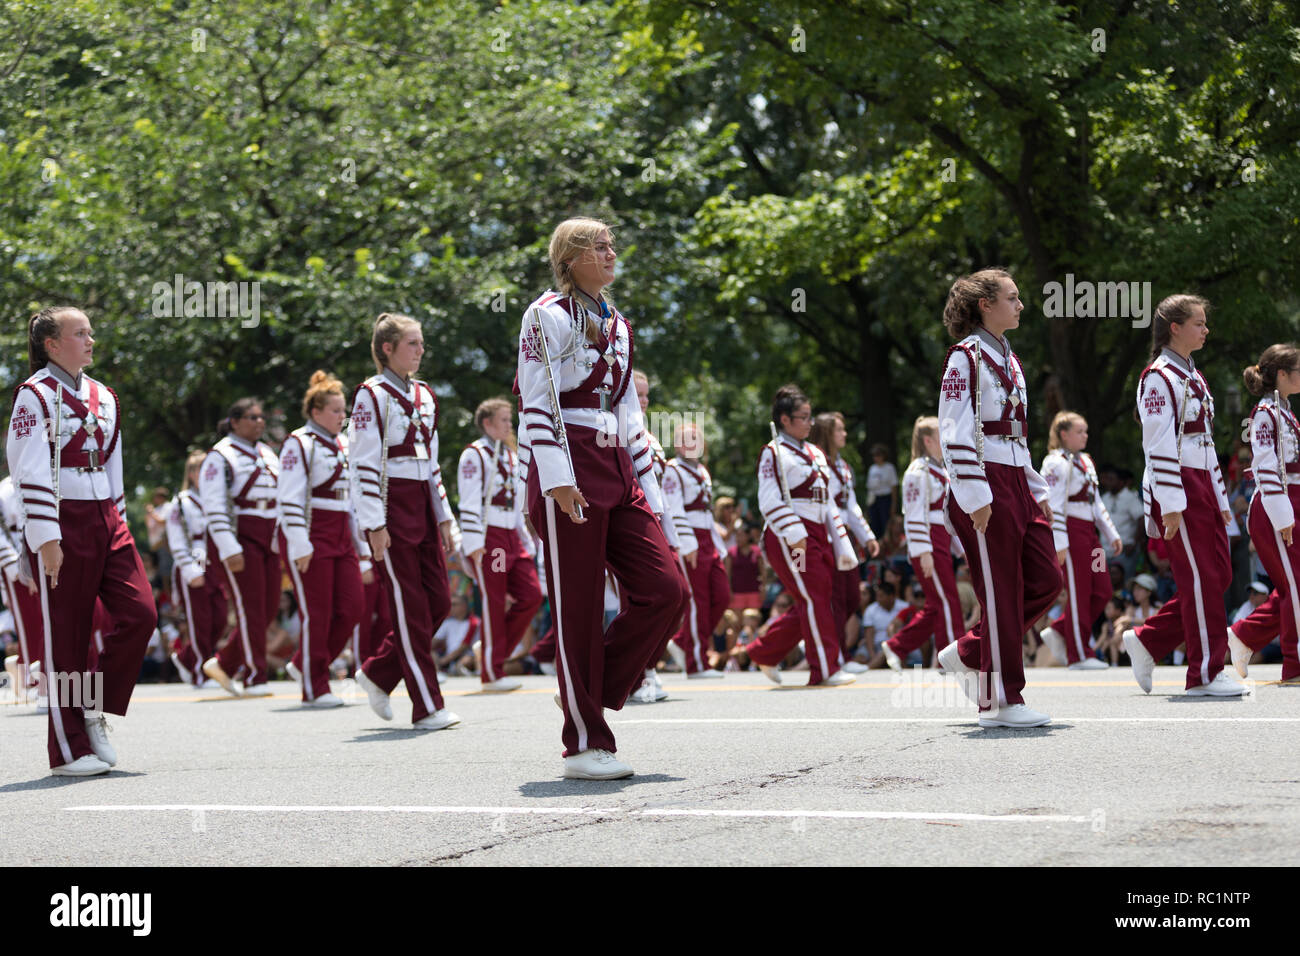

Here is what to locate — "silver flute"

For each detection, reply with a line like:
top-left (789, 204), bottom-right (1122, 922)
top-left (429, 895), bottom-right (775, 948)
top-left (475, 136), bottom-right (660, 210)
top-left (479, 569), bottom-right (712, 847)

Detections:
top-left (532, 306), bottom-right (584, 520)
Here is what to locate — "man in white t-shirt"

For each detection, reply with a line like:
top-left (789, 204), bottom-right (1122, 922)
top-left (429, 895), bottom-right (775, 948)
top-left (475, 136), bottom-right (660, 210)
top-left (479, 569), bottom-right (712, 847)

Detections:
top-left (1099, 465), bottom-right (1145, 582)
top-left (846, 581), bottom-right (906, 667)
top-left (865, 444), bottom-right (899, 537)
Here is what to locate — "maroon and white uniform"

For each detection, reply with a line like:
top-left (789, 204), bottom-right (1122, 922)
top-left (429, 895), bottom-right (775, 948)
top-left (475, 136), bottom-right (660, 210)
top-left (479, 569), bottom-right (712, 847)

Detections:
top-left (1041, 449), bottom-right (1119, 664)
top-left (7, 363), bottom-right (156, 769)
top-left (885, 456), bottom-right (964, 661)
top-left (743, 432), bottom-right (856, 684)
top-left (1132, 347), bottom-right (1232, 689)
top-left (351, 368), bottom-right (459, 724)
top-left (456, 436), bottom-right (542, 684)
top-left (0, 476), bottom-right (42, 689)
top-left (827, 453), bottom-right (875, 649)
top-left (667, 457), bottom-right (729, 673)
top-left (940, 328), bottom-right (1061, 710)
top-left (166, 487), bottom-right (227, 685)
top-left (1230, 393), bottom-right (1300, 680)
top-left (278, 422), bottom-right (367, 702)
top-left (199, 433), bottom-right (280, 688)
top-left (516, 290), bottom-right (686, 757)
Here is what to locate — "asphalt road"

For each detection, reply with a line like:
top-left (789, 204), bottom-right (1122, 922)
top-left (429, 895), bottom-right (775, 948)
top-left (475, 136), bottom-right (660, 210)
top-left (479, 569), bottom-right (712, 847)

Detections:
top-left (2, 666), bottom-right (1296, 866)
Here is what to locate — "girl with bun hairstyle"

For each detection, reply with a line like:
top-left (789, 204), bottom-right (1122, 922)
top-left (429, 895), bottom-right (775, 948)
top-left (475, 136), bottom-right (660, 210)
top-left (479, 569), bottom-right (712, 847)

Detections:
top-left (1224, 345), bottom-right (1300, 682)
top-left (1121, 295), bottom-right (1245, 696)
top-left (277, 370), bottom-right (368, 707)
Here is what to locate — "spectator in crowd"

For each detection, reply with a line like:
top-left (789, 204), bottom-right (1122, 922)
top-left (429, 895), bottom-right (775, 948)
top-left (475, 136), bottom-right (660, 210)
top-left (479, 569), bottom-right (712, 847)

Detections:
top-left (1145, 535), bottom-right (1177, 604)
top-left (1231, 581), bottom-right (1272, 626)
top-left (728, 520), bottom-right (764, 613)
top-left (434, 594), bottom-right (480, 676)
top-left (849, 581), bottom-right (906, 668)
top-left (954, 562), bottom-right (981, 631)
top-left (865, 443), bottom-right (899, 537)
top-left (1094, 595), bottom-right (1130, 667)
top-left (144, 486), bottom-right (174, 581)
top-left (1098, 464), bottom-right (1144, 584)
top-left (1116, 573), bottom-right (1161, 637)
top-left (880, 515), bottom-right (910, 573)
top-left (729, 591), bottom-right (794, 671)
top-left (714, 496), bottom-right (738, 557)
top-left (266, 590), bottom-right (301, 676)
top-left (883, 583), bottom-right (930, 667)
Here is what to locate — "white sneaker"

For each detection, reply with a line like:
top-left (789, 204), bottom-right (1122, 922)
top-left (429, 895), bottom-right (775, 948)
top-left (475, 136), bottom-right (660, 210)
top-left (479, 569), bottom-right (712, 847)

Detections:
top-left (666, 642), bottom-right (687, 672)
top-left (413, 708), bottom-right (461, 730)
top-left (978, 703), bottom-right (1052, 728)
top-left (286, 661), bottom-right (303, 686)
top-left (1040, 626), bottom-right (1067, 665)
top-left (648, 669), bottom-right (668, 701)
top-left (1068, 657), bottom-right (1109, 670)
top-left (170, 652), bottom-right (193, 684)
top-left (1227, 628), bottom-right (1251, 678)
top-left (36, 697), bottom-right (49, 714)
top-left (199, 678), bottom-right (220, 690)
top-left (563, 748), bottom-right (633, 780)
top-left (356, 668), bottom-right (393, 721)
top-left (881, 641), bottom-right (903, 673)
top-left (305, 692), bottom-right (344, 708)
top-left (820, 670), bottom-right (856, 686)
top-left (687, 668), bottom-right (724, 679)
top-left (84, 713), bottom-right (117, 767)
top-left (759, 665), bottom-right (782, 685)
top-left (843, 660), bottom-right (870, 673)
top-left (1122, 629), bottom-right (1154, 694)
top-left (202, 658), bottom-right (242, 698)
top-left (627, 679), bottom-right (658, 704)
top-left (937, 641), bottom-right (979, 705)
top-left (51, 754), bottom-right (111, 777)
top-left (242, 683), bottom-right (273, 698)
top-left (1185, 671), bottom-right (1248, 697)
top-left (481, 676), bottom-right (523, 692)
top-left (538, 661), bottom-right (557, 676)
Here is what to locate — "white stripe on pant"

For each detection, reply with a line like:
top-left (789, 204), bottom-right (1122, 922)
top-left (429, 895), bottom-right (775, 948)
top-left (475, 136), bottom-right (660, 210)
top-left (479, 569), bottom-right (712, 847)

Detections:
top-left (975, 532), bottom-right (1007, 708)
top-left (381, 556), bottom-right (435, 714)
top-left (38, 553), bottom-right (72, 765)
top-left (546, 497), bottom-right (588, 753)
top-left (287, 559), bottom-right (314, 701)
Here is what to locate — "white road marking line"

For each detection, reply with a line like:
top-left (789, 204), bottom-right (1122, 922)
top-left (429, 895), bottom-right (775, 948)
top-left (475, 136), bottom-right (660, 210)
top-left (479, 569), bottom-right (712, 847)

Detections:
top-left (62, 805), bottom-right (1092, 824)
top-left (611, 717), bottom-right (1300, 724)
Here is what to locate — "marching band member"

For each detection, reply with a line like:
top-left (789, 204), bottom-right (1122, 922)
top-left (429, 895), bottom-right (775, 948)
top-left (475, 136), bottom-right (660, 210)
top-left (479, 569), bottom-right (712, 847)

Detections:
top-left (350, 313), bottom-right (462, 731)
top-left (0, 474), bottom-right (43, 703)
top-left (1122, 295), bottom-right (1245, 696)
top-left (810, 411), bottom-right (880, 653)
top-left (629, 368), bottom-right (688, 703)
top-left (880, 416), bottom-right (964, 672)
top-left (199, 398), bottom-right (279, 698)
top-left (933, 269), bottom-right (1061, 727)
top-left (456, 397), bottom-right (543, 693)
top-left (278, 371), bottom-right (367, 708)
top-left (1224, 345), bottom-right (1300, 683)
top-left (742, 384), bottom-right (858, 687)
top-left (166, 450), bottom-right (227, 687)
top-left (667, 422), bottom-right (728, 678)
top-left (516, 217), bottom-right (686, 779)
top-left (1038, 412), bottom-right (1121, 669)
top-left (9, 307), bottom-right (157, 775)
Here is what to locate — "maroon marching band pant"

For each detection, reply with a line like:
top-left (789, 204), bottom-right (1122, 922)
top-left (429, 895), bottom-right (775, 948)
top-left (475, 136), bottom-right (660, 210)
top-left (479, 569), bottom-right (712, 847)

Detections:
top-left (948, 461), bottom-right (1062, 710)
top-left (284, 510), bottom-right (364, 701)
top-left (3, 564), bottom-right (43, 685)
top-left (1135, 468), bottom-right (1231, 689)
top-left (354, 568), bottom-right (392, 672)
top-left (831, 566), bottom-right (861, 654)
top-left (471, 525), bottom-right (543, 683)
top-left (745, 519), bottom-right (843, 685)
top-left (37, 499), bottom-right (157, 769)
top-left (1229, 487), bottom-right (1300, 680)
top-left (1048, 516), bottom-right (1111, 664)
top-left (211, 514), bottom-right (278, 687)
top-left (672, 527), bottom-right (730, 673)
top-left (171, 563), bottom-right (227, 686)
top-left (885, 524), bottom-right (962, 659)
top-left (528, 425), bottom-right (687, 757)
top-left (361, 477), bottom-right (450, 722)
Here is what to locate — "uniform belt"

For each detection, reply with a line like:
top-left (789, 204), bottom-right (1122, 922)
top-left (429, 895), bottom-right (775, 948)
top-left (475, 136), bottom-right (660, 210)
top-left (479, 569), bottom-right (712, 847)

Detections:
top-left (1067, 490), bottom-right (1094, 503)
top-left (791, 488), bottom-right (828, 504)
top-left (559, 391), bottom-right (612, 412)
top-left (982, 421), bottom-right (1026, 438)
top-left (311, 488), bottom-right (348, 500)
top-left (232, 498), bottom-right (274, 511)
top-left (62, 448), bottom-right (104, 469)
top-left (1182, 420), bottom-right (1209, 434)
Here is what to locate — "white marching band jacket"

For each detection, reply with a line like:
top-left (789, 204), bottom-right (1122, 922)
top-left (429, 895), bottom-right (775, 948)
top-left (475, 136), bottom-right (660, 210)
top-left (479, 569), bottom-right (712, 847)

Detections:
top-left (349, 368), bottom-right (459, 544)
top-left (827, 454), bottom-right (876, 551)
top-left (1040, 449), bottom-right (1120, 553)
top-left (650, 434), bottom-right (694, 554)
top-left (939, 328), bottom-right (1050, 515)
top-left (7, 363), bottom-right (125, 552)
top-left (668, 458), bottom-right (725, 553)
top-left (901, 456), bottom-right (964, 559)
top-left (515, 291), bottom-right (664, 516)
top-left (199, 435), bottom-right (280, 562)
top-left (165, 489), bottom-right (208, 586)
top-left (0, 477), bottom-right (27, 583)
top-left (757, 431), bottom-right (857, 570)
top-left (278, 422), bottom-right (371, 566)
top-left (1137, 347), bottom-right (1229, 536)
top-left (1245, 392), bottom-right (1300, 532)
top-left (456, 436), bottom-right (534, 558)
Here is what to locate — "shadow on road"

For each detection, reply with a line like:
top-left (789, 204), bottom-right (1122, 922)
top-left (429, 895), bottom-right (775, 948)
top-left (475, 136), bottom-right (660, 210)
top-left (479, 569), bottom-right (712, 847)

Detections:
top-left (0, 770), bottom-right (146, 792)
top-left (517, 774), bottom-right (685, 798)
